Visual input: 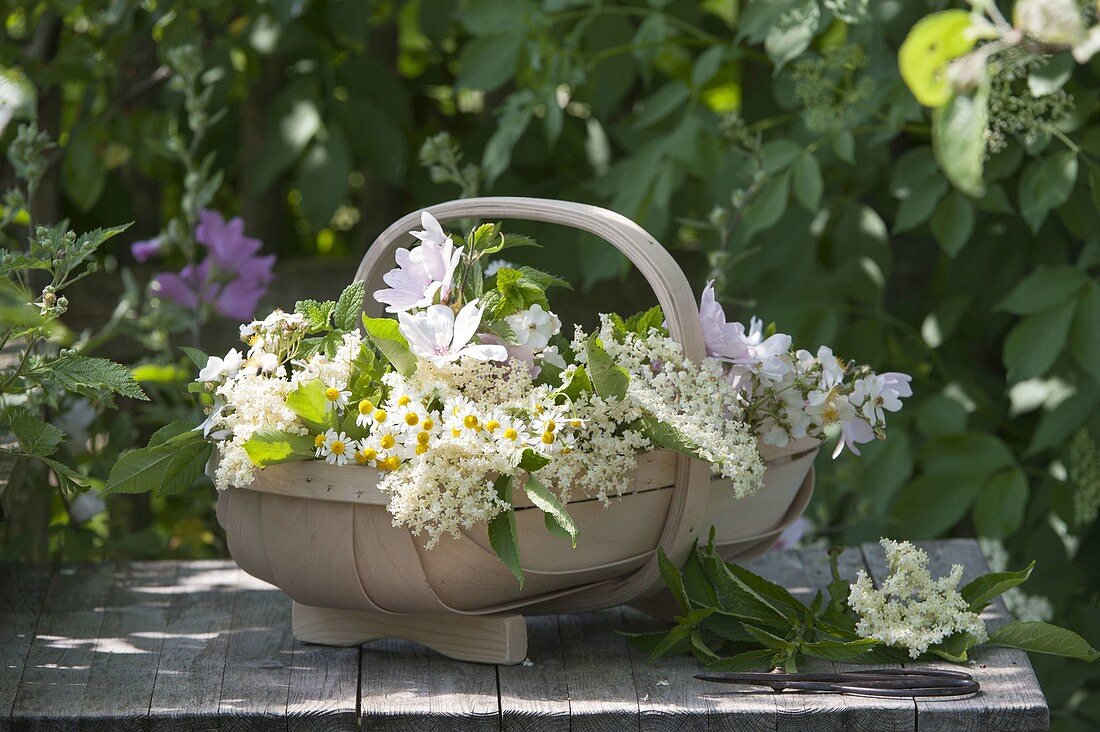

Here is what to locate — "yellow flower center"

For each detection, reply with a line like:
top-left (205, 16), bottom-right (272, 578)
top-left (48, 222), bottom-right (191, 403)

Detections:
top-left (361, 448), bottom-right (377, 461)
top-left (534, 403), bottom-right (544, 414)
top-left (314, 434), bottom-right (325, 448)
top-left (378, 456), bottom-right (401, 471)
top-left (355, 451), bottom-right (370, 464)
top-left (545, 420), bottom-right (556, 432)
top-left (485, 419), bottom-right (500, 432)
top-left (422, 418), bottom-right (434, 430)
top-left (358, 399), bottom-right (374, 415)
top-left (823, 403), bottom-right (839, 424)
top-left (416, 431), bottom-right (430, 445)
top-left (379, 434), bottom-right (395, 449)
top-left (541, 432), bottom-right (555, 445)
top-left (570, 419), bottom-right (582, 428)
top-left (415, 443), bottom-right (429, 455)
top-left (451, 427), bottom-right (462, 437)
top-left (373, 409), bottom-right (387, 423)
top-left (503, 428), bottom-right (518, 441)
top-left (404, 413), bottom-right (419, 426)
top-left (463, 415), bottom-right (478, 429)
top-left (398, 395), bottom-right (411, 406)
top-left (247, 334), bottom-right (259, 345)
top-left (331, 440), bottom-right (346, 455)
top-left (325, 387), bottom-right (341, 401)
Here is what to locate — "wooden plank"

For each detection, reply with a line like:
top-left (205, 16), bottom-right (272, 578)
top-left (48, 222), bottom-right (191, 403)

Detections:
top-left (557, 607), bottom-right (640, 730)
top-left (799, 547), bottom-right (916, 731)
top-left (285, 633), bottom-right (359, 731)
top-left (78, 562), bottom-right (179, 730)
top-left (623, 607), bottom-right (709, 732)
top-left (10, 563), bottom-right (118, 728)
top-left (148, 561), bottom-right (240, 731)
top-left (497, 615), bottom-right (569, 730)
top-left (217, 571), bottom-right (296, 731)
top-left (360, 637), bottom-right (498, 731)
top-left (0, 564), bottom-right (51, 732)
top-left (861, 539), bottom-right (1049, 732)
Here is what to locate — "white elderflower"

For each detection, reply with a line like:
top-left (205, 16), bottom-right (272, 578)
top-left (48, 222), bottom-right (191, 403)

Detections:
top-left (848, 539), bottom-right (987, 658)
top-left (319, 430), bottom-right (352, 466)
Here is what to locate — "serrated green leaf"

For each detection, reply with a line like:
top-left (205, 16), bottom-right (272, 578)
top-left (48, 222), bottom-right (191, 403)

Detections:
top-left (333, 281), bottom-right (365, 331)
top-left (487, 476), bottom-right (524, 588)
top-left (518, 448), bottom-right (551, 472)
top-left (105, 432), bottom-right (210, 496)
top-left (987, 621), bottom-right (1100, 661)
top-left (6, 406), bottom-right (63, 457)
top-left (703, 648), bottom-right (776, 672)
top-left (658, 548), bottom-right (691, 613)
top-left (179, 347), bottom-right (210, 369)
top-left (295, 299), bottom-right (337, 332)
top-left (523, 474), bottom-right (577, 547)
top-left (45, 356), bottom-right (149, 402)
top-left (801, 637), bottom-right (878, 661)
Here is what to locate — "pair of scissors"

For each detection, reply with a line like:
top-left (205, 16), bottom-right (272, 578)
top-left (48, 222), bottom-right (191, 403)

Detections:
top-left (694, 668), bottom-right (979, 698)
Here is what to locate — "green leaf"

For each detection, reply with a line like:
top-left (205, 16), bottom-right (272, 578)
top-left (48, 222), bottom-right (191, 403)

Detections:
top-left (487, 476), bottom-right (524, 588)
top-left (898, 10), bottom-right (977, 107)
top-left (242, 430), bottom-right (317, 467)
top-left (703, 648), bottom-right (776, 672)
top-left (559, 365), bottom-right (593, 401)
top-left (891, 474), bottom-right (984, 538)
top-left (585, 334), bottom-right (629, 401)
top-left (764, 0), bottom-right (820, 70)
top-left (891, 147), bottom-right (949, 233)
top-left (634, 81), bottom-right (692, 129)
top-left (285, 379), bottom-right (330, 432)
top-left (6, 407), bottom-right (63, 457)
top-left (1071, 283), bottom-right (1100, 383)
top-left (997, 265), bottom-right (1089, 315)
top-left (296, 299), bottom-right (337, 331)
top-left (973, 468), bottom-right (1029, 539)
top-left (62, 126), bottom-right (106, 212)
top-left (179, 347), bottom-right (210, 369)
top-left (919, 432), bottom-right (1016, 479)
top-left (801, 637), bottom-right (878, 662)
top-left (932, 86), bottom-right (989, 198)
top-left (45, 356), bottom-right (149, 402)
top-left (740, 172), bottom-right (790, 242)
top-left (1028, 52), bottom-right (1074, 97)
top-left (1003, 300), bottom-right (1076, 381)
top-left (658, 548), bottom-right (691, 613)
top-left (987, 621), bottom-right (1100, 662)
top-left (792, 153), bottom-right (823, 211)
top-left (930, 631), bottom-right (983, 662)
top-left (104, 432), bottom-right (210, 496)
top-left (362, 315), bottom-right (417, 376)
top-left (333, 281), bottom-right (365, 331)
top-left (523, 475), bottom-right (578, 547)
top-left (518, 448), bottom-right (551, 472)
top-left (960, 561), bottom-right (1035, 613)
top-left (456, 33), bottom-right (523, 91)
top-left (1019, 152), bottom-right (1078, 233)
top-left (930, 189), bottom-right (974, 257)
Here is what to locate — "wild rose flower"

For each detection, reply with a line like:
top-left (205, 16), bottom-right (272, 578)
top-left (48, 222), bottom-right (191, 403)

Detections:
top-left (374, 212), bottom-right (464, 313)
top-left (505, 303), bottom-right (561, 351)
top-left (198, 348), bottom-right (244, 383)
top-left (398, 300), bottom-right (508, 365)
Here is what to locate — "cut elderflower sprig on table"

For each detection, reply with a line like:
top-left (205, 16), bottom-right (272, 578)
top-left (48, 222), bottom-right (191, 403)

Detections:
top-left (106, 212), bottom-right (912, 583)
top-left (640, 537), bottom-right (1098, 671)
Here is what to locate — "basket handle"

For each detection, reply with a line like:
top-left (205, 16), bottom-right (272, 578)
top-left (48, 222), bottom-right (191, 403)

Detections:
top-left (354, 197), bottom-right (712, 604)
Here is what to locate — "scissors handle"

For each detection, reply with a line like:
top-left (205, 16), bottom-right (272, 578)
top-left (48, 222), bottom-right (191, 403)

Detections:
top-left (694, 668), bottom-right (980, 698)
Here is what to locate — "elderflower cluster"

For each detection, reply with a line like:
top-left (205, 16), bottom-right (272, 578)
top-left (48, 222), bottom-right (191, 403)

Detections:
top-left (238, 309), bottom-right (308, 374)
top-left (848, 539), bottom-right (987, 658)
top-left (588, 318), bottom-right (764, 498)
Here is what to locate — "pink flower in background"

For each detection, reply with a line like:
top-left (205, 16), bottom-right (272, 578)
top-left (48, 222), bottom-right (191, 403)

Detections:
top-left (131, 237), bottom-right (163, 263)
top-left (374, 212), bottom-right (463, 313)
top-left (151, 210), bottom-right (275, 321)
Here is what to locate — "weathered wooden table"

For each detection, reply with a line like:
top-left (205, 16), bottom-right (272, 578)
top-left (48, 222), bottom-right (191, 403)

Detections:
top-left (1, 538), bottom-right (1047, 730)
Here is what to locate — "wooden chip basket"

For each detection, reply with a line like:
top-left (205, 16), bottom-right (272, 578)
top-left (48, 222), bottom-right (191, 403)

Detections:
top-left (215, 198), bottom-right (819, 664)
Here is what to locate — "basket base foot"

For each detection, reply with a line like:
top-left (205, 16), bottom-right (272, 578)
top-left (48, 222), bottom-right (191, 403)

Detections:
top-left (291, 602), bottom-right (528, 665)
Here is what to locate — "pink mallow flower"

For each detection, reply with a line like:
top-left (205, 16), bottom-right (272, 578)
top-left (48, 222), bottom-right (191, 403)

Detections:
top-left (374, 212), bottom-right (463, 313)
top-left (398, 300), bottom-right (508, 365)
top-left (698, 280), bottom-right (791, 379)
top-left (152, 210), bottom-right (274, 321)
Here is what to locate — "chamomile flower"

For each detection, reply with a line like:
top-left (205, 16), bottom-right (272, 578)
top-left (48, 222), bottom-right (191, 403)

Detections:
top-left (324, 384), bottom-right (350, 413)
top-left (354, 440), bottom-right (379, 465)
top-left (392, 398), bottom-right (428, 432)
top-left (355, 399), bottom-right (375, 429)
top-left (489, 415), bottom-right (530, 449)
top-left (445, 396), bottom-right (482, 438)
top-left (320, 430), bottom-right (352, 466)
